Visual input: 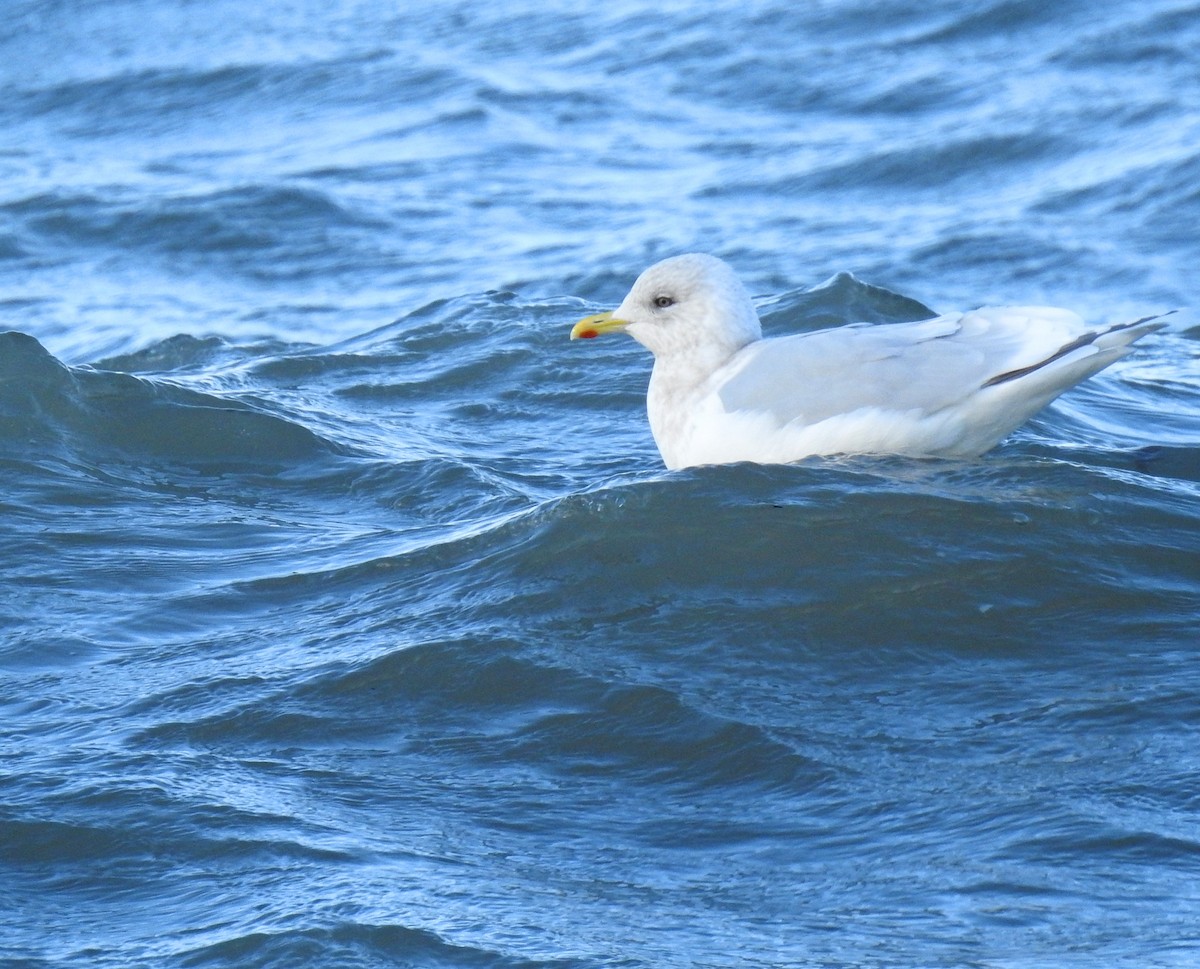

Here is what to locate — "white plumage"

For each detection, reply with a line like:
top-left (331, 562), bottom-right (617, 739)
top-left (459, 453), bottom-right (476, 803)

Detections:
top-left (570, 253), bottom-right (1165, 470)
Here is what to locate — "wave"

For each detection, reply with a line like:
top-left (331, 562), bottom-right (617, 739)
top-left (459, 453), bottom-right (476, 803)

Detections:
top-left (179, 922), bottom-right (588, 969)
top-left (5, 185), bottom-right (385, 280)
top-left (0, 331), bottom-right (336, 467)
top-left (129, 445), bottom-right (1199, 669)
top-left (5, 51), bottom-right (433, 139)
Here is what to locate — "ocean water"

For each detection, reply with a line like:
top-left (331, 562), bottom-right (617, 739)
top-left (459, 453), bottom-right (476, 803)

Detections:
top-left (2, 1), bottom-right (1200, 967)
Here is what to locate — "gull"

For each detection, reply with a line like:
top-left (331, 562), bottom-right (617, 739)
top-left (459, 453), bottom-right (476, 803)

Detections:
top-left (570, 253), bottom-right (1165, 470)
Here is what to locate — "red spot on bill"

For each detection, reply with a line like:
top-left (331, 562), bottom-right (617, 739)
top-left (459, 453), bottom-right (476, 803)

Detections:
top-left (578, 329), bottom-right (599, 339)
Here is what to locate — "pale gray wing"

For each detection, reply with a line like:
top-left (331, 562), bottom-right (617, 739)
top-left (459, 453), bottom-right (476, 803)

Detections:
top-left (715, 308), bottom-right (1092, 426)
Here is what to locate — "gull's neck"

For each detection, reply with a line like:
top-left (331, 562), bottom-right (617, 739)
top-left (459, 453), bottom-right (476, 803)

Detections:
top-left (651, 339), bottom-right (744, 393)
top-left (645, 338), bottom-right (753, 469)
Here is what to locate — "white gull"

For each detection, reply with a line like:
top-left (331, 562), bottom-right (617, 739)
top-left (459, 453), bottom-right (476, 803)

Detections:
top-left (570, 253), bottom-right (1165, 470)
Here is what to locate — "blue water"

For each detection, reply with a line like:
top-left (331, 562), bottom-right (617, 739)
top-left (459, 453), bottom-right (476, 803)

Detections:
top-left (3, 1), bottom-right (1200, 967)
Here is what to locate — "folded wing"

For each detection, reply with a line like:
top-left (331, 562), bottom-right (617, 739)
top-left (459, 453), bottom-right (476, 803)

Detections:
top-left (716, 307), bottom-right (1165, 431)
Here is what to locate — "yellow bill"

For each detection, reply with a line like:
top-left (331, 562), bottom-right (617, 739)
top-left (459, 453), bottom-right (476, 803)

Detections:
top-left (570, 311), bottom-right (631, 341)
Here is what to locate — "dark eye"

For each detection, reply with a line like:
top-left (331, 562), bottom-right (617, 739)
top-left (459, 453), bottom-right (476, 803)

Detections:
top-left (653, 295), bottom-right (674, 309)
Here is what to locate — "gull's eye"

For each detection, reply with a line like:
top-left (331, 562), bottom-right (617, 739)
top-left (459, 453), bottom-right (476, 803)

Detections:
top-left (653, 295), bottom-right (674, 309)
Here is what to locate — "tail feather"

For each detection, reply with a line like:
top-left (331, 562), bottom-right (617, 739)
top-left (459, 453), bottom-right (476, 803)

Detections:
top-left (983, 311), bottom-right (1172, 389)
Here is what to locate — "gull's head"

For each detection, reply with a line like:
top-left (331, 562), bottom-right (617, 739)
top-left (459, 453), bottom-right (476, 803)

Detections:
top-left (570, 253), bottom-right (762, 363)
